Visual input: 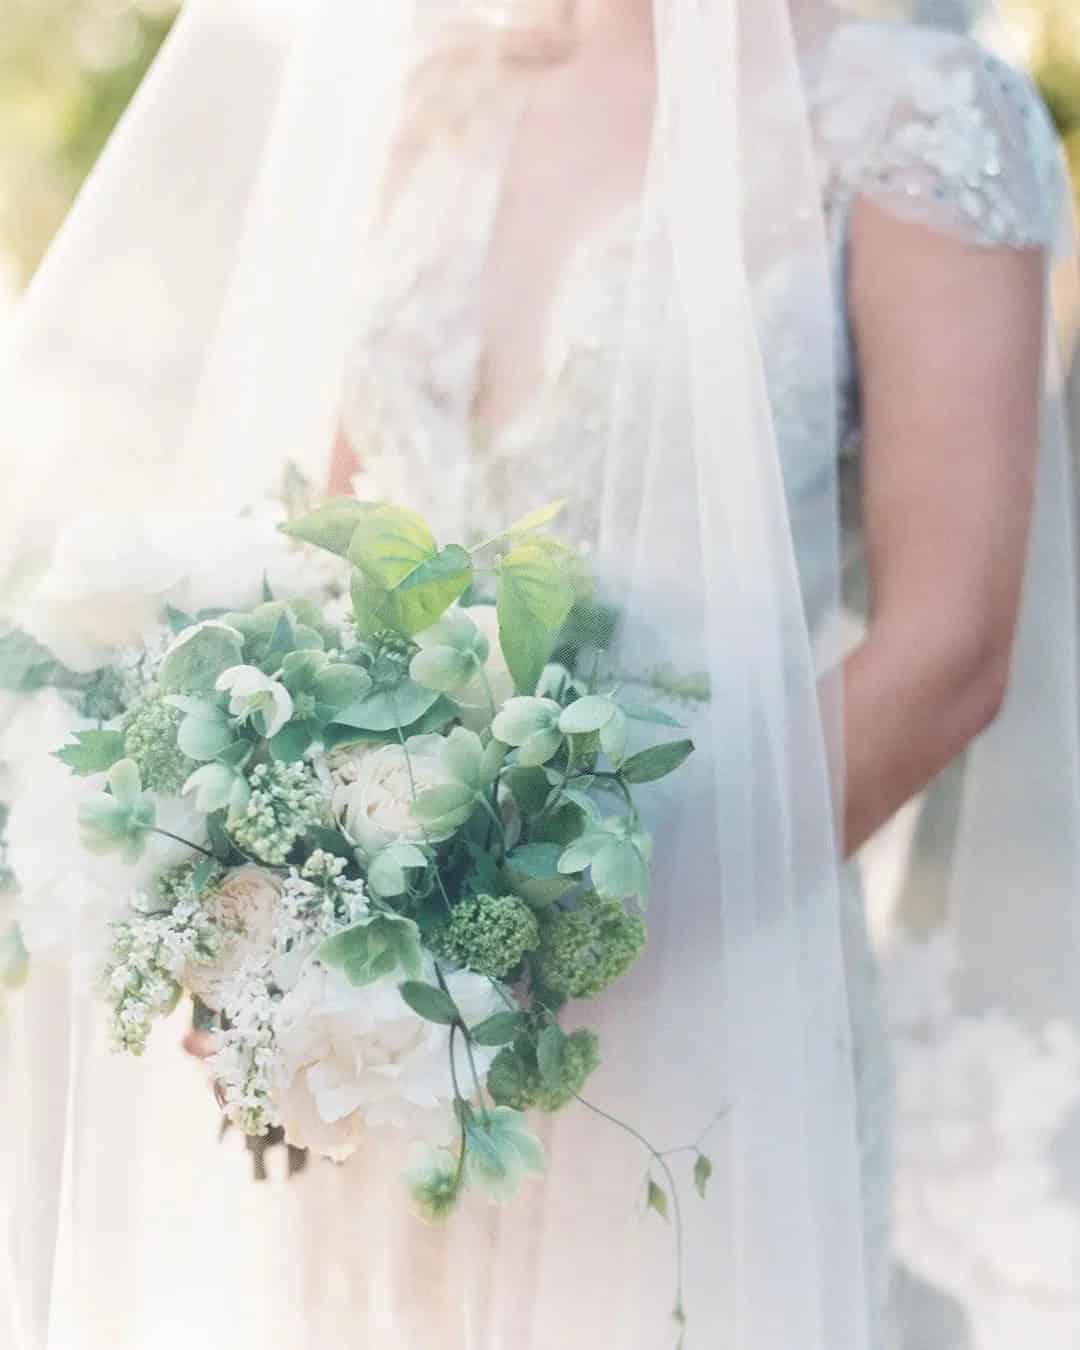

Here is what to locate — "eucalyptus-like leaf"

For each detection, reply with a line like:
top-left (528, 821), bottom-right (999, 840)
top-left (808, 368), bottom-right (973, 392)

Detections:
top-left (501, 843), bottom-right (577, 907)
top-left (441, 726), bottom-right (486, 789)
top-left (158, 621), bottom-right (245, 694)
top-left (170, 698), bottom-right (235, 762)
top-left (182, 761), bottom-right (240, 816)
top-left (334, 676), bottom-right (442, 732)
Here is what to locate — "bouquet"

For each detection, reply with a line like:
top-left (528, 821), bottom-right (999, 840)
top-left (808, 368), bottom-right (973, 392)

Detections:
top-left (1, 494), bottom-right (706, 1236)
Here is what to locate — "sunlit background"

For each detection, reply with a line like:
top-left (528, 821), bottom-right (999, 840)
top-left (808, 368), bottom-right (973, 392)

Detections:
top-left (0, 0), bottom-right (1077, 301)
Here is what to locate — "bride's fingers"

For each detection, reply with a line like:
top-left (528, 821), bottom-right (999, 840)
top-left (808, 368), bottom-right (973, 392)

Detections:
top-left (182, 1028), bottom-right (216, 1061)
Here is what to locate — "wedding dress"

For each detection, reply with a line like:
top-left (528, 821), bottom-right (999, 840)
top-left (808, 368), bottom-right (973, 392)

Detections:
top-left (326, 17), bottom-right (1061, 1348)
top-left (2, 5), bottom-right (1076, 1349)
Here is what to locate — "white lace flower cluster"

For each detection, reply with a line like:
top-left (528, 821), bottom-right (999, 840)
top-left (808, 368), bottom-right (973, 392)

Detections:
top-left (103, 890), bottom-right (221, 1054)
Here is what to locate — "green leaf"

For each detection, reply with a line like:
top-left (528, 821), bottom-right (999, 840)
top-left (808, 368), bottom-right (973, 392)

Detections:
top-left (505, 500), bottom-right (567, 535)
top-left (54, 730), bottom-right (126, 776)
top-left (311, 664), bottom-right (373, 713)
top-left (694, 1153), bottom-right (713, 1200)
top-left (646, 1178), bottom-right (670, 1222)
top-left (159, 622), bottom-right (245, 694)
top-left (503, 766), bottom-right (551, 816)
top-left (321, 695), bottom-right (456, 751)
top-left (496, 539), bottom-right (578, 695)
top-left (269, 720), bottom-right (316, 763)
top-left (536, 1023), bottom-right (568, 1087)
top-left (469, 1012), bottom-right (524, 1047)
top-left (261, 573), bottom-right (274, 603)
top-left (165, 604), bottom-right (195, 634)
top-left (501, 843), bottom-right (577, 908)
top-left (558, 696), bottom-right (618, 736)
top-left (280, 497), bottom-right (374, 558)
top-left (620, 703), bottom-right (684, 729)
top-left (390, 545), bottom-right (474, 637)
top-left (399, 980), bottom-right (460, 1026)
top-left (321, 914), bottom-right (423, 986)
top-left (191, 858), bottom-right (217, 895)
top-left (620, 739), bottom-right (695, 785)
top-left (334, 677), bottom-right (442, 733)
top-left (0, 627), bottom-right (64, 692)
top-left (265, 608), bottom-right (297, 658)
top-left (348, 503), bottom-right (439, 589)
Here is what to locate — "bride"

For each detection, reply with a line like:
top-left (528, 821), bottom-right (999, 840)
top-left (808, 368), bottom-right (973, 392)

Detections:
top-left (2, 0), bottom-right (1078, 1347)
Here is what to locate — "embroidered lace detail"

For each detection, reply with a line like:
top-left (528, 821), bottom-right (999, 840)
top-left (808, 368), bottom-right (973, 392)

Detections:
top-left (816, 26), bottom-right (1061, 251)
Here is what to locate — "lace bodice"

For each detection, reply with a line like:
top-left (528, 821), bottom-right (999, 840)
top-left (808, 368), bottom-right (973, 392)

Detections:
top-left (341, 21), bottom-right (1061, 555)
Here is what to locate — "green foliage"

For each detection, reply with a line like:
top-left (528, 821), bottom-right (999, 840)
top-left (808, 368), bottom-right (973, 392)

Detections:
top-left (319, 912), bottom-right (423, 986)
top-left (496, 537), bottom-right (579, 696)
top-left (77, 758), bottom-right (156, 863)
top-left (431, 893), bottom-right (540, 980)
top-left (54, 728), bottom-right (126, 777)
top-left (122, 694), bottom-right (191, 793)
top-left (534, 892), bottom-right (646, 1001)
top-left (158, 622), bottom-right (244, 694)
top-left (462, 1106), bottom-right (546, 1202)
top-left (487, 1025), bottom-right (600, 1113)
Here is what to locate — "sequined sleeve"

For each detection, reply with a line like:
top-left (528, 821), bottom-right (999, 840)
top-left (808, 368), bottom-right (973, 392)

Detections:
top-left (816, 25), bottom-right (1064, 251)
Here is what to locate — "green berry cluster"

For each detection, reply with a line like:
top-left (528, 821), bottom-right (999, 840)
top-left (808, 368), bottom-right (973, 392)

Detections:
top-left (432, 893), bottom-right (540, 979)
top-left (488, 1026), bottom-right (601, 1113)
top-left (123, 694), bottom-right (192, 795)
top-left (229, 761), bottom-right (326, 866)
top-left (534, 892), bottom-right (646, 1001)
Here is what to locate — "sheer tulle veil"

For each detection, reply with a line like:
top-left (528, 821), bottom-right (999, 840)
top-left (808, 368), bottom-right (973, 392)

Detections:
top-left (0, 1), bottom-right (1078, 1347)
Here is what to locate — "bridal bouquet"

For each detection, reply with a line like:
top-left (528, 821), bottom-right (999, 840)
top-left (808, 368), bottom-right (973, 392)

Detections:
top-left (1, 495), bottom-right (696, 1219)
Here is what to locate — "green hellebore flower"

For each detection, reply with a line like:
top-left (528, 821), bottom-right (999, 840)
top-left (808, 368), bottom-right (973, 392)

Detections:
top-left (405, 1146), bottom-right (462, 1223)
top-left (182, 761), bottom-right (252, 824)
top-left (409, 727), bottom-right (506, 836)
top-left (463, 1107), bottom-right (546, 1202)
top-left (217, 665), bottom-right (294, 739)
top-left (320, 910), bottom-right (424, 986)
top-left (78, 758), bottom-right (156, 863)
top-left (409, 611), bottom-right (490, 695)
top-left (491, 697), bottom-right (564, 767)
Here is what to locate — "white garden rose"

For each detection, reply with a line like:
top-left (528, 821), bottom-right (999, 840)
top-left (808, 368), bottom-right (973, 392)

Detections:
top-left (331, 735), bottom-right (457, 857)
top-left (272, 958), bottom-right (501, 1162)
top-left (185, 866), bottom-right (282, 1008)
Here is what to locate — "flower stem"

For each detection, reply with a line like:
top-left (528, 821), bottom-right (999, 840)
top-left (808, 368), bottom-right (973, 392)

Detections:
top-left (573, 1092), bottom-right (687, 1331)
top-left (150, 828), bottom-right (218, 861)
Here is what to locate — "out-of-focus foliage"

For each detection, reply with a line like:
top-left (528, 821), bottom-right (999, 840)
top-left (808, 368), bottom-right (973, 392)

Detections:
top-left (0, 0), bottom-right (178, 284)
top-left (1001, 0), bottom-right (1080, 213)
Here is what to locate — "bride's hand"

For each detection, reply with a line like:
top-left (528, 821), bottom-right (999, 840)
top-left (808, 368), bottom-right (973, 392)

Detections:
top-left (182, 1028), bottom-right (216, 1061)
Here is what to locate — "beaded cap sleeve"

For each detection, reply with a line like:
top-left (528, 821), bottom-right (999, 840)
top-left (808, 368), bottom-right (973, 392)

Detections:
top-left (815, 24), bottom-right (1064, 253)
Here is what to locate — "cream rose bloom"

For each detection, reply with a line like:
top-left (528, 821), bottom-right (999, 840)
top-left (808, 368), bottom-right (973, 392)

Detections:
top-left (186, 865), bottom-right (281, 1008)
top-left (331, 735), bottom-right (455, 857)
top-left (272, 958), bottom-right (502, 1162)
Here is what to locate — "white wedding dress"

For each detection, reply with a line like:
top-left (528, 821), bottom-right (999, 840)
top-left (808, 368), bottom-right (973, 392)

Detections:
top-left (325, 18), bottom-right (1060, 1349)
top-left (4, 16), bottom-right (1064, 1350)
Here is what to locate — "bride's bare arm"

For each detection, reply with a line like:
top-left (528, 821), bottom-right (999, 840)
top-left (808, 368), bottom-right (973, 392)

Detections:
top-left (840, 197), bottom-right (1046, 855)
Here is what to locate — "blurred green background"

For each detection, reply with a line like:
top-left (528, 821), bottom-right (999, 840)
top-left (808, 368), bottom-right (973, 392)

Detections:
top-left (0, 0), bottom-right (1077, 292)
